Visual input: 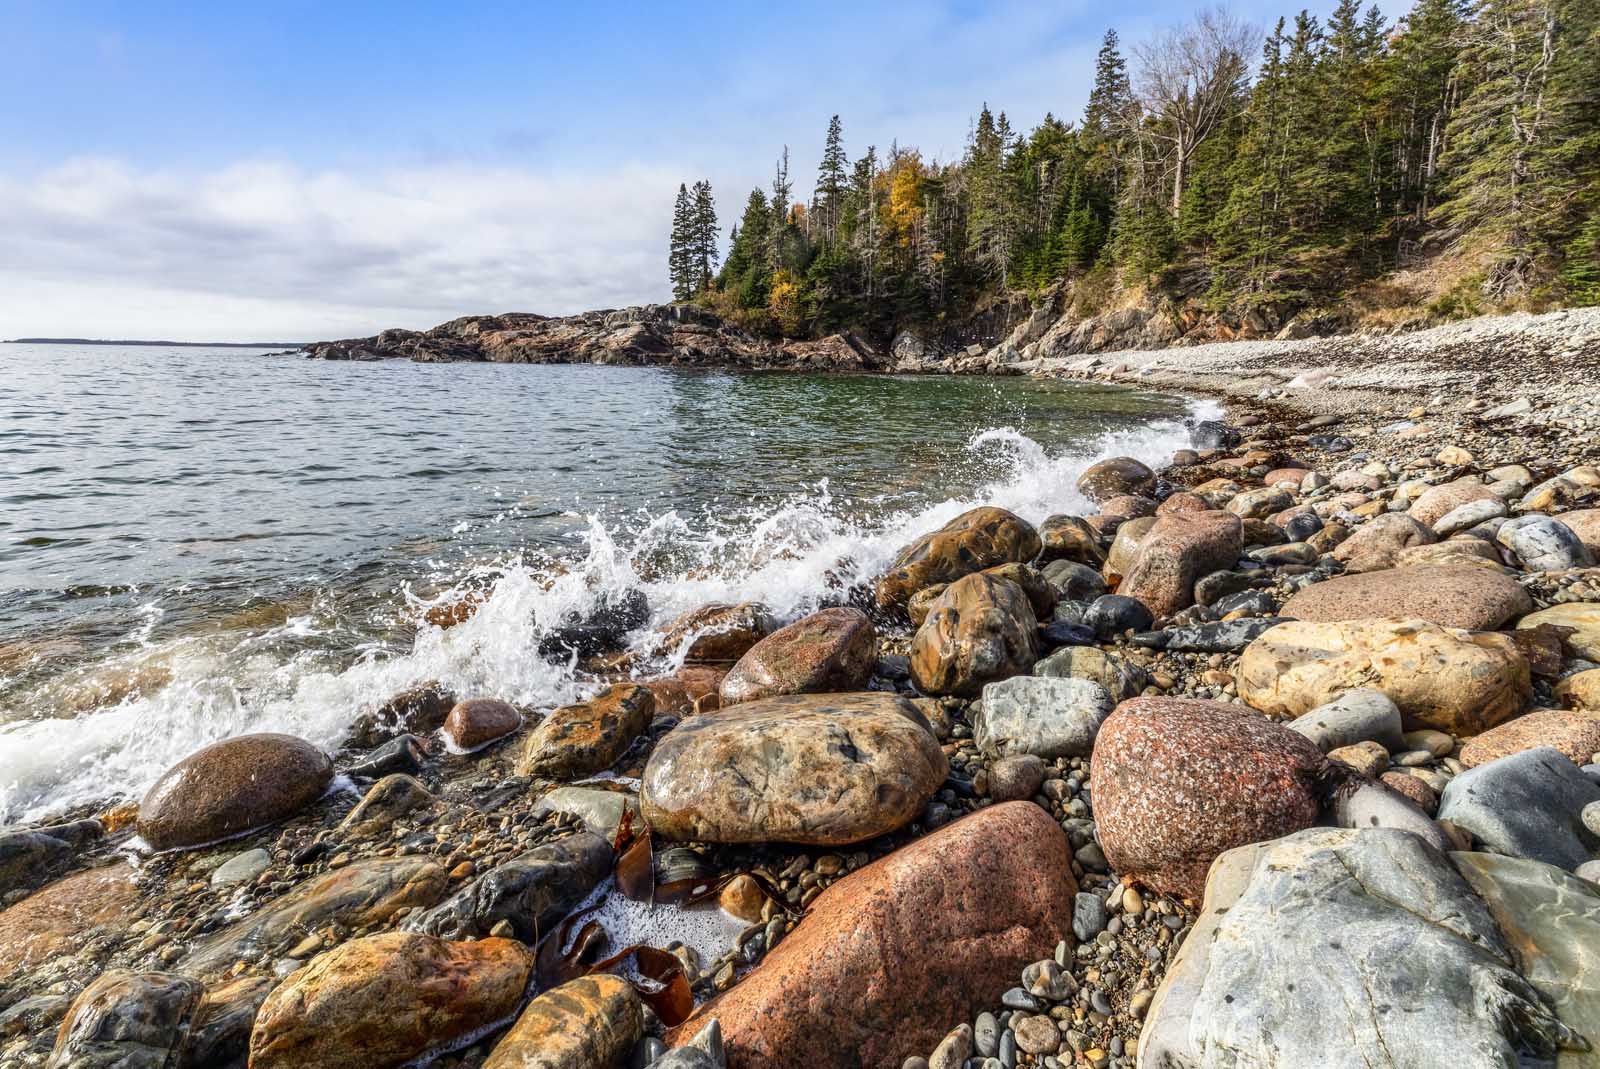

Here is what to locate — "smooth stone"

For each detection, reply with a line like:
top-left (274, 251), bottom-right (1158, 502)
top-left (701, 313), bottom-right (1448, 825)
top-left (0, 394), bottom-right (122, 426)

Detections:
top-left (1117, 512), bottom-right (1243, 620)
top-left (1077, 457), bottom-right (1155, 503)
top-left (1556, 509), bottom-right (1600, 556)
top-left (0, 863), bottom-right (139, 976)
top-left (1459, 708), bottom-right (1600, 769)
top-left (876, 507), bottom-right (1042, 610)
top-left (483, 975), bottom-right (644, 1069)
top-left (349, 682), bottom-right (456, 748)
top-left (1286, 689), bottom-right (1404, 752)
top-left (516, 683), bottom-right (655, 779)
top-left (1013, 1015), bottom-right (1060, 1055)
top-left (1331, 513), bottom-right (1435, 571)
top-left (1497, 515), bottom-right (1594, 571)
top-left (1409, 478), bottom-right (1500, 528)
top-left (1556, 669), bottom-right (1600, 711)
top-left (441, 698), bottom-right (520, 751)
top-left (653, 601), bottom-right (776, 664)
top-left (1083, 595), bottom-right (1153, 638)
top-left (641, 693), bottom-right (947, 845)
top-left (1128, 617), bottom-right (1283, 653)
top-left (975, 1013), bottom-right (1000, 1058)
top-left (1039, 515), bottom-right (1106, 567)
top-left (248, 932), bottom-right (533, 1069)
top-left (1437, 747), bottom-right (1600, 870)
top-left (1040, 559), bottom-right (1107, 602)
top-left (718, 607), bottom-right (877, 705)
top-left (1433, 498), bottom-right (1507, 537)
top-left (211, 848), bottom-right (271, 887)
top-left (137, 733), bottom-right (333, 851)
top-left (648, 1019), bottom-right (725, 1069)
top-left (1226, 488), bottom-right (1293, 520)
top-left (1072, 892), bottom-right (1108, 941)
top-left (0, 829), bottom-right (73, 896)
top-left (338, 773), bottom-right (436, 833)
top-left (668, 803), bottom-right (1075, 1069)
top-left (1279, 564), bottom-right (1532, 631)
top-left (928, 1024), bottom-right (972, 1069)
top-left (1102, 518), bottom-right (1157, 586)
top-left (46, 971), bottom-right (203, 1069)
top-left (1519, 604), bottom-right (1600, 661)
top-left (1033, 646), bottom-right (1147, 701)
top-left (975, 676), bottom-right (1114, 759)
top-left (910, 573), bottom-right (1039, 699)
top-left (405, 832), bottom-right (612, 941)
top-left (988, 754), bottom-right (1047, 803)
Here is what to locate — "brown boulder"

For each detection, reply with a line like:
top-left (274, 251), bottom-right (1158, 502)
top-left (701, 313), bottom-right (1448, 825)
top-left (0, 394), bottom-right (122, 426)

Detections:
top-left (1091, 697), bottom-right (1329, 899)
top-left (909, 573), bottom-right (1038, 698)
top-left (641, 693), bottom-right (946, 846)
top-left (1557, 509), bottom-right (1600, 555)
top-left (249, 932), bottom-right (533, 1069)
top-left (137, 734), bottom-right (332, 851)
top-left (442, 698), bottom-right (520, 751)
top-left (351, 681), bottom-right (456, 747)
top-left (1332, 513), bottom-right (1437, 572)
top-left (1458, 708), bottom-right (1600, 768)
top-left (1280, 564), bottom-right (1533, 631)
top-left (1409, 478), bottom-right (1500, 528)
top-left (1088, 494), bottom-right (1158, 534)
top-left (1262, 466), bottom-right (1309, 488)
top-left (653, 602), bottom-right (775, 664)
top-left (719, 607), bottom-right (876, 706)
top-left (0, 863), bottom-right (138, 976)
top-left (874, 507), bottom-right (1041, 610)
top-left (483, 975), bottom-right (643, 1069)
top-left (516, 683), bottom-right (654, 779)
top-left (1077, 457), bottom-right (1156, 503)
top-left (1118, 511), bottom-right (1243, 620)
top-left (1038, 515), bottom-right (1105, 565)
top-left (1157, 492), bottom-right (1211, 515)
top-left (670, 802), bottom-right (1076, 1068)
top-left (641, 665), bottom-right (726, 715)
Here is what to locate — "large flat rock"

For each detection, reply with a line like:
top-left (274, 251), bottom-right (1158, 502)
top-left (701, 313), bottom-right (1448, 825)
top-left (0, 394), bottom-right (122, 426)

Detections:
top-left (1280, 564), bottom-right (1532, 631)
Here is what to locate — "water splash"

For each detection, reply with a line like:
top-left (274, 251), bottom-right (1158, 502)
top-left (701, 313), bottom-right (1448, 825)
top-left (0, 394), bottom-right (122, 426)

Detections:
top-left (0, 400), bottom-right (1220, 823)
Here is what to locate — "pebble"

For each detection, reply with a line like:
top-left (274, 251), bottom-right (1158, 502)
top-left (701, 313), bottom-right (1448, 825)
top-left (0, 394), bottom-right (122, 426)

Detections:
top-left (974, 1011), bottom-right (999, 1057)
top-left (927, 1023), bottom-right (971, 1069)
top-left (210, 848), bottom-right (271, 887)
top-left (1583, 801), bottom-right (1600, 838)
top-left (1002, 987), bottom-right (1043, 1012)
top-left (1073, 891), bottom-right (1109, 941)
top-left (1014, 1014), bottom-right (1061, 1054)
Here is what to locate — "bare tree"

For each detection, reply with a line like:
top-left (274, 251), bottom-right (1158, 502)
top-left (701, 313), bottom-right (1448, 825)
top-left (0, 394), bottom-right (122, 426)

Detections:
top-left (1133, 7), bottom-right (1257, 217)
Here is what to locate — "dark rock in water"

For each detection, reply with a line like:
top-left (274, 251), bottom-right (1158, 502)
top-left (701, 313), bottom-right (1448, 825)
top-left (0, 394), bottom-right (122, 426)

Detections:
top-left (516, 683), bottom-right (655, 779)
top-left (1040, 621), bottom-right (1097, 647)
top-left (1131, 617), bottom-right (1285, 653)
top-left (350, 682), bottom-right (456, 749)
top-left (339, 774), bottom-right (437, 833)
top-left (1084, 595), bottom-right (1154, 638)
top-left (46, 970), bottom-right (204, 1069)
top-left (137, 733), bottom-right (333, 851)
top-left (185, 976), bottom-right (273, 1069)
top-left (344, 733), bottom-right (426, 780)
top-left (1191, 420), bottom-right (1241, 450)
top-left (405, 831), bottom-right (612, 942)
top-left (539, 589), bottom-right (651, 658)
top-left (649, 1020), bottom-right (726, 1069)
top-left (0, 819), bottom-right (100, 896)
top-left (0, 994), bottom-right (72, 1041)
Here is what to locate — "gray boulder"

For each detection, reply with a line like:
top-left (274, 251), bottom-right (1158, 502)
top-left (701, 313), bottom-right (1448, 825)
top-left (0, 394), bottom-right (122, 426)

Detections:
top-left (1139, 827), bottom-right (1585, 1068)
top-left (974, 676), bottom-right (1114, 758)
top-left (649, 1019), bottom-right (725, 1069)
top-left (1497, 515), bottom-right (1594, 571)
top-left (405, 832), bottom-right (612, 941)
top-left (1286, 689), bottom-right (1404, 752)
top-left (1033, 646), bottom-right (1147, 702)
top-left (1438, 747), bottom-right (1600, 870)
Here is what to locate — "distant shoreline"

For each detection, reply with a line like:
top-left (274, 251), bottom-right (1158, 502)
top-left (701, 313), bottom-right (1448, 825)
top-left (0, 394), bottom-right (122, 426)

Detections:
top-left (5, 338), bottom-right (303, 348)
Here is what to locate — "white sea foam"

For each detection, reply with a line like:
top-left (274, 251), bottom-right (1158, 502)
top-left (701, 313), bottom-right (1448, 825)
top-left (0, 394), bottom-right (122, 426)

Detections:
top-left (0, 400), bottom-right (1220, 823)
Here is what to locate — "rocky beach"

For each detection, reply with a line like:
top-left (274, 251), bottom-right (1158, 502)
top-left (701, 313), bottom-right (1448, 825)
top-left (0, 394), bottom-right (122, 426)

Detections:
top-left (6, 309), bottom-right (1600, 1069)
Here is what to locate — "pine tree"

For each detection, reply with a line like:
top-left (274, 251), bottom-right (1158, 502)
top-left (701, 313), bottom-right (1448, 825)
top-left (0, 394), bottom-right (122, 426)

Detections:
top-left (767, 148), bottom-right (794, 272)
top-left (691, 180), bottom-right (719, 293)
top-left (1082, 29), bottom-right (1134, 193)
top-left (668, 183), bottom-right (695, 301)
top-left (814, 115), bottom-right (849, 243)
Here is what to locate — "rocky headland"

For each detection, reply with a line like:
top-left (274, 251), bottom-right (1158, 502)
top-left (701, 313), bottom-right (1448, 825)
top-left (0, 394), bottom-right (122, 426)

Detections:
top-left (6, 313), bottom-right (1600, 1069)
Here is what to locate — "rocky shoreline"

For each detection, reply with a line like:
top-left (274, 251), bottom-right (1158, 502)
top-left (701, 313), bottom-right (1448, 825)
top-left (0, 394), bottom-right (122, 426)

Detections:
top-left (6, 329), bottom-right (1600, 1068)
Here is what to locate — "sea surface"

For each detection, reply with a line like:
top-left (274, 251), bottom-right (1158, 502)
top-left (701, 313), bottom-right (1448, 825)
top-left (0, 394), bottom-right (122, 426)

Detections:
top-left (0, 342), bottom-right (1213, 823)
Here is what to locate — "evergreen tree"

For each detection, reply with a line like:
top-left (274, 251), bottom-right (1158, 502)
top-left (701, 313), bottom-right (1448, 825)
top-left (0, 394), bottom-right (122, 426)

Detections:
top-left (1082, 29), bottom-right (1134, 193)
top-left (814, 115), bottom-right (849, 243)
top-left (691, 180), bottom-right (719, 292)
top-left (668, 183), bottom-right (695, 301)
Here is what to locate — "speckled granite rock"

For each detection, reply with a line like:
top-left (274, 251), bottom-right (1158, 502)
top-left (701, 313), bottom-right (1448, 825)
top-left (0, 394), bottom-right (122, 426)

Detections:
top-left (1091, 697), bottom-right (1332, 899)
top-left (718, 607), bottom-right (876, 705)
top-left (1410, 478), bottom-right (1501, 527)
top-left (1117, 511), bottom-right (1243, 620)
top-left (669, 802), bottom-right (1075, 1069)
top-left (1460, 709), bottom-right (1600, 768)
top-left (1279, 565), bottom-right (1533, 631)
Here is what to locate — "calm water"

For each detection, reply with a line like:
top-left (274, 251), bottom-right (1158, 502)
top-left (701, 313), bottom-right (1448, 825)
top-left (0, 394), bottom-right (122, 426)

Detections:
top-left (0, 343), bottom-right (1208, 821)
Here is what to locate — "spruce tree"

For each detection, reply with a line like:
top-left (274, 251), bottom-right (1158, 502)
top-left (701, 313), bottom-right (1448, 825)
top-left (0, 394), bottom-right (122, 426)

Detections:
top-left (691, 180), bottom-right (719, 293)
top-left (1083, 29), bottom-right (1134, 193)
top-left (814, 115), bottom-right (849, 243)
top-left (668, 183), bottom-right (695, 301)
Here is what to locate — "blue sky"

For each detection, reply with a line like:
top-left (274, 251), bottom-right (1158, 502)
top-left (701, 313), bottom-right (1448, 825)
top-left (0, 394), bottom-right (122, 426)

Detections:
top-left (1, 0), bottom-right (1388, 340)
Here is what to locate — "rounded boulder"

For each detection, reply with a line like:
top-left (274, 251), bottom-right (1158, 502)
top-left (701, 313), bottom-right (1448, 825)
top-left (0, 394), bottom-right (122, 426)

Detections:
top-left (138, 734), bottom-right (332, 852)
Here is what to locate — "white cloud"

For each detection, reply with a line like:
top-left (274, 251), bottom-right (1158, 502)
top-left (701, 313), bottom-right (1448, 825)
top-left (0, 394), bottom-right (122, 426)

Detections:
top-left (0, 158), bottom-right (679, 341)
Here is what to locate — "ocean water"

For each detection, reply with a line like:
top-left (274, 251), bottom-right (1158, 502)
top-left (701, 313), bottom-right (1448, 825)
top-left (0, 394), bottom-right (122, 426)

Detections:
top-left (0, 343), bottom-right (1214, 822)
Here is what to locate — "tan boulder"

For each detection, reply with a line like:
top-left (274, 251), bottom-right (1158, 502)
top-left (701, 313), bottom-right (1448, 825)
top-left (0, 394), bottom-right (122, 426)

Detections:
top-left (1556, 509), bottom-right (1600, 555)
top-left (1332, 513), bottom-right (1436, 571)
top-left (1102, 516), bottom-right (1157, 585)
top-left (1394, 539), bottom-right (1504, 568)
top-left (1118, 511), bottom-right (1243, 620)
top-left (1236, 618), bottom-right (1531, 736)
top-left (249, 932), bottom-right (533, 1069)
top-left (910, 573), bottom-right (1039, 698)
top-left (719, 607), bottom-right (876, 706)
top-left (137, 734), bottom-right (332, 851)
top-left (1458, 708), bottom-right (1600, 768)
top-left (652, 601), bottom-right (775, 664)
top-left (1556, 669), bottom-right (1600, 711)
top-left (1518, 603), bottom-right (1600, 660)
top-left (1280, 564), bottom-right (1532, 631)
top-left (0, 863), bottom-right (138, 976)
top-left (1157, 492), bottom-right (1211, 514)
top-left (483, 975), bottom-right (643, 1069)
top-left (874, 507), bottom-right (1041, 610)
top-left (641, 693), bottom-right (946, 845)
top-left (516, 684), bottom-right (654, 779)
top-left (1409, 478), bottom-right (1500, 527)
top-left (670, 803), bottom-right (1076, 1069)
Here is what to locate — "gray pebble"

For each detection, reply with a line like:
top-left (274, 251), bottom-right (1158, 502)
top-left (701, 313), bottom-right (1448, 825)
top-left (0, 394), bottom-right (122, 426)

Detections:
top-left (1072, 891), bottom-right (1108, 941)
top-left (1001, 987), bottom-right (1042, 1012)
top-left (974, 1012), bottom-right (998, 1057)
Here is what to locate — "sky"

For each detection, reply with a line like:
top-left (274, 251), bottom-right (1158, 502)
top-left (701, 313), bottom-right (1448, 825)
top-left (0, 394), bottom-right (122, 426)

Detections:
top-left (1, 0), bottom-right (1383, 342)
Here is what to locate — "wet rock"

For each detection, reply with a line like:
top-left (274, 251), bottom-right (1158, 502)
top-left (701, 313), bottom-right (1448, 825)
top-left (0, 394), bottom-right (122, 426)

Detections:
top-left (211, 847), bottom-right (272, 887)
top-left (1101, 516), bottom-right (1156, 586)
top-left (654, 601), bottom-right (776, 664)
top-left (669, 803), bottom-right (1075, 1069)
top-left (988, 754), bottom-right (1047, 802)
top-left (183, 856), bottom-right (447, 981)
top-left (338, 773), bottom-right (437, 833)
top-left (1140, 828), bottom-right (1583, 1068)
top-left (46, 971), bottom-right (203, 1069)
top-left (642, 692), bottom-right (946, 846)
top-left (910, 573), bottom-right (1039, 698)
top-left (1409, 478), bottom-right (1501, 528)
top-left (1039, 515), bottom-right (1106, 566)
top-left (406, 832), bottom-right (612, 942)
top-left (649, 1019), bottom-right (726, 1069)
top-left (975, 676), bottom-right (1114, 758)
top-left (0, 862), bottom-right (138, 976)
top-left (1518, 603), bottom-right (1600, 660)
top-left (1459, 708), bottom-right (1600, 768)
top-left (137, 733), bottom-right (333, 852)
top-left (1497, 515), bottom-right (1595, 571)
top-left (0, 825), bottom-right (87, 896)
top-left (516, 683), bottom-right (655, 779)
top-left (643, 665), bottom-right (727, 716)
top-left (1437, 748), bottom-right (1600, 870)
top-left (1040, 558), bottom-right (1107, 602)
top-left (351, 681), bottom-right (456, 747)
top-left (344, 733), bottom-right (426, 779)
top-left (0, 994), bottom-right (72, 1041)
top-left (1033, 645), bottom-right (1147, 701)
top-left (1193, 569), bottom-right (1265, 606)
top-left (1237, 618), bottom-right (1530, 736)
top-left (249, 931), bottom-right (533, 1069)
top-left (875, 507), bottom-right (1042, 610)
top-left (1118, 511), bottom-right (1243, 620)
top-left (1077, 457), bottom-right (1156, 503)
top-left (718, 607), bottom-right (876, 705)
top-left (538, 588), bottom-right (650, 658)
top-left (1083, 593), bottom-right (1153, 638)
top-left (533, 786), bottom-right (641, 842)
top-left (1129, 617), bottom-right (1284, 653)
top-left (1279, 564), bottom-right (1532, 631)
top-left (442, 697), bottom-right (521, 751)
top-left (483, 975), bottom-right (643, 1069)
top-left (1092, 697), bottom-right (1334, 899)
top-left (1286, 688), bottom-right (1404, 752)
top-left (1091, 493), bottom-right (1158, 533)
top-left (1556, 669), bottom-right (1600, 711)
top-left (983, 562), bottom-right (1057, 621)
